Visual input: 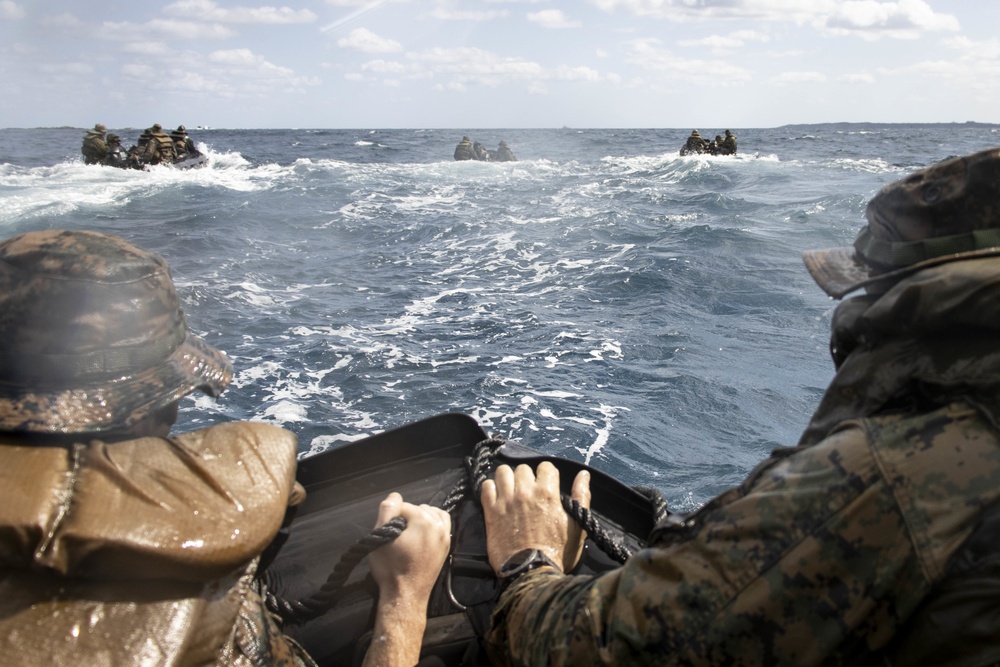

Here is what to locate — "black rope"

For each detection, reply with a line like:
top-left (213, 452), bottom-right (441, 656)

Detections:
top-left (264, 435), bottom-right (667, 624)
top-left (264, 516), bottom-right (407, 623)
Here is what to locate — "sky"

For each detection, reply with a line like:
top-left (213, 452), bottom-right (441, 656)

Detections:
top-left (2, 0), bottom-right (999, 129)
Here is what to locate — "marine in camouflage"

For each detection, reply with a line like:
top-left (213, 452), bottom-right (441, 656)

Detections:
top-left (486, 149), bottom-right (1000, 666)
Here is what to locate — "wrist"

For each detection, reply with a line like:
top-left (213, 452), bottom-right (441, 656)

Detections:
top-left (496, 548), bottom-right (561, 597)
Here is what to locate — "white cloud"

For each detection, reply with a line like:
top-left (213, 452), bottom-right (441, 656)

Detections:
top-left (101, 19), bottom-right (236, 40)
top-left (429, 7), bottom-right (508, 21)
top-left (769, 70), bottom-right (828, 84)
top-left (337, 27), bottom-right (403, 53)
top-left (527, 9), bottom-right (581, 29)
top-left (590, 0), bottom-right (832, 22)
top-left (553, 65), bottom-right (600, 81)
top-left (209, 48), bottom-right (266, 66)
top-left (625, 38), bottom-right (752, 84)
top-left (340, 46), bottom-right (612, 92)
top-left (943, 35), bottom-right (1000, 61)
top-left (838, 71), bottom-right (876, 83)
top-left (122, 63), bottom-right (156, 78)
top-left (596, 48), bottom-right (609, 58)
top-left (122, 42), bottom-right (172, 56)
top-left (164, 0), bottom-right (317, 24)
top-left (883, 36), bottom-right (1000, 97)
top-left (39, 13), bottom-right (82, 29)
top-left (593, 0), bottom-right (959, 40)
top-left (361, 59), bottom-right (409, 73)
top-left (410, 46), bottom-right (544, 84)
top-left (679, 35), bottom-right (745, 50)
top-left (0, 0), bottom-right (25, 20)
top-left (38, 62), bottom-right (94, 75)
top-left (818, 0), bottom-right (960, 39)
top-left (327, 0), bottom-right (407, 5)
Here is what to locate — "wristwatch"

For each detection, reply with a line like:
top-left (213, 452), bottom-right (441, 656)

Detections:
top-left (496, 548), bottom-right (561, 596)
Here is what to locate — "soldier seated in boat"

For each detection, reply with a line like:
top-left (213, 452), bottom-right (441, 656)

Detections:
top-left (495, 140), bottom-right (517, 162)
top-left (473, 140), bottom-right (490, 161)
top-left (680, 129), bottom-right (709, 155)
top-left (454, 136), bottom-right (477, 161)
top-left (80, 123), bottom-right (108, 165)
top-left (480, 147), bottom-right (1000, 666)
top-left (720, 129), bottom-right (737, 155)
top-left (171, 124), bottom-right (198, 159)
top-left (0, 230), bottom-right (450, 667)
top-left (142, 123), bottom-right (177, 165)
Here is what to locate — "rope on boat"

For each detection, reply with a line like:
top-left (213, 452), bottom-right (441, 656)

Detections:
top-left (264, 436), bottom-right (667, 625)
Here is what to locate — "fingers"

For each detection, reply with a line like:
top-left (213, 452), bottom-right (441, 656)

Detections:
top-left (534, 461), bottom-right (560, 497)
top-left (376, 491), bottom-right (403, 527)
top-left (572, 470), bottom-right (591, 509)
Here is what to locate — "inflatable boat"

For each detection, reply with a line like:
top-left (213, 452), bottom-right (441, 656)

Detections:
top-left (264, 412), bottom-right (668, 666)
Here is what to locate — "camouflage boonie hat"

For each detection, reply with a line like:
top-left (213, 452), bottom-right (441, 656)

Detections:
top-left (0, 230), bottom-right (232, 434)
top-left (804, 146), bottom-right (1000, 298)
top-left (94, 123), bottom-right (107, 133)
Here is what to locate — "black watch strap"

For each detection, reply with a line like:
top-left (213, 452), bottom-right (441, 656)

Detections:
top-left (496, 548), bottom-right (560, 597)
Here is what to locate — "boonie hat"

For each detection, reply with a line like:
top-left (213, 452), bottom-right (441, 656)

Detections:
top-left (803, 146), bottom-right (1000, 298)
top-left (0, 230), bottom-right (233, 433)
top-left (94, 123), bottom-right (106, 133)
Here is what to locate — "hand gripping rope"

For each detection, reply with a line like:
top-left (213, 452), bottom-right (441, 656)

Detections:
top-left (264, 436), bottom-right (668, 625)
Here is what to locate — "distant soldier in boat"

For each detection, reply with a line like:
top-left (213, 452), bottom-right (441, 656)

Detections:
top-left (454, 136), bottom-right (476, 161)
top-left (101, 133), bottom-right (132, 169)
top-left (495, 140), bottom-right (517, 162)
top-left (720, 129), bottom-right (738, 155)
top-left (709, 134), bottom-right (724, 155)
top-left (171, 125), bottom-right (197, 159)
top-left (473, 140), bottom-right (490, 161)
top-left (142, 123), bottom-right (177, 165)
top-left (80, 123), bottom-right (108, 165)
top-left (136, 126), bottom-right (152, 150)
top-left (680, 129), bottom-right (709, 155)
top-left (0, 229), bottom-right (449, 667)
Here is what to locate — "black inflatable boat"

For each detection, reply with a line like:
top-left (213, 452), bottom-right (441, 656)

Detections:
top-left (264, 413), bottom-right (667, 666)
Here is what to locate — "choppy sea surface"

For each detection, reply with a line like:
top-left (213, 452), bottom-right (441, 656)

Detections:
top-left (2, 124), bottom-right (998, 511)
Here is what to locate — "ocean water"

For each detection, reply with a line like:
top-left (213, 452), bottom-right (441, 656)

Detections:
top-left (2, 124), bottom-right (998, 511)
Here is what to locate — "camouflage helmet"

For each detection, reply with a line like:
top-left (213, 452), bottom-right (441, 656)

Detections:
top-left (804, 147), bottom-right (1000, 298)
top-left (107, 133), bottom-right (120, 143)
top-left (94, 123), bottom-right (107, 133)
top-left (0, 230), bottom-right (233, 434)
top-left (176, 125), bottom-right (186, 133)
top-left (152, 123), bottom-right (163, 132)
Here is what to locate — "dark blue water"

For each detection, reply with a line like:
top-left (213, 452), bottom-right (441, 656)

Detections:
top-left (2, 124), bottom-right (998, 511)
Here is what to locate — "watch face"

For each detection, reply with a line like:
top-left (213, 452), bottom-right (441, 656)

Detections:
top-left (499, 549), bottom-right (559, 578)
top-left (500, 549), bottom-right (541, 576)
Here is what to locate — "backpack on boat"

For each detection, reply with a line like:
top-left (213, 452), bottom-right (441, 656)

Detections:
top-left (262, 413), bottom-right (667, 667)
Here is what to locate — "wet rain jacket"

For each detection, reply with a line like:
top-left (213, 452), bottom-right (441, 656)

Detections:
top-left (487, 257), bottom-right (1000, 666)
top-left (0, 421), bottom-right (313, 666)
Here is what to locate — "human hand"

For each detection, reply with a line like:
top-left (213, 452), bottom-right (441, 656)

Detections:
top-left (480, 462), bottom-right (591, 574)
top-left (364, 493), bottom-right (450, 667)
top-left (367, 492), bottom-right (451, 603)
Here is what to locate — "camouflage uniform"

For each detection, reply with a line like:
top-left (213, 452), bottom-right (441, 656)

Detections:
top-left (81, 123), bottom-right (108, 164)
top-left (495, 140), bottom-right (517, 162)
top-left (487, 149), bottom-right (1000, 666)
top-left (455, 136), bottom-right (476, 161)
top-left (143, 123), bottom-right (177, 165)
top-left (720, 130), bottom-right (737, 155)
